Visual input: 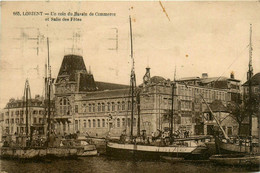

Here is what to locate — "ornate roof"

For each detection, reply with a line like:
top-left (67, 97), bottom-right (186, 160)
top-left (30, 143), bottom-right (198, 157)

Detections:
top-left (57, 54), bottom-right (87, 82)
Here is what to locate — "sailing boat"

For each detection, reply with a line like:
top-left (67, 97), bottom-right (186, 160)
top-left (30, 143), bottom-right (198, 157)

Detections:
top-left (106, 16), bottom-right (208, 160)
top-left (209, 24), bottom-right (260, 166)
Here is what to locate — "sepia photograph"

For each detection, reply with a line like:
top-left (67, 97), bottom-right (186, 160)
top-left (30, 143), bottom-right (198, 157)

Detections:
top-left (0, 1), bottom-right (259, 172)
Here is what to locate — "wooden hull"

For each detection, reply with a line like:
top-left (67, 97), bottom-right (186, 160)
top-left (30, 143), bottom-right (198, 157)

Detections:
top-left (106, 142), bottom-right (207, 160)
top-left (0, 147), bottom-right (84, 159)
top-left (218, 141), bottom-right (259, 154)
top-left (210, 154), bottom-right (260, 166)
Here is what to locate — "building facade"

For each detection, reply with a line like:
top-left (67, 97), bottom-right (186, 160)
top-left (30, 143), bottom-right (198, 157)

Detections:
top-left (53, 54), bottom-right (239, 137)
top-left (1, 95), bottom-right (55, 136)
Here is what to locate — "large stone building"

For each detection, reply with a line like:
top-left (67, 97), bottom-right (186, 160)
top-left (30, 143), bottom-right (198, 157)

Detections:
top-left (53, 54), bottom-right (240, 137)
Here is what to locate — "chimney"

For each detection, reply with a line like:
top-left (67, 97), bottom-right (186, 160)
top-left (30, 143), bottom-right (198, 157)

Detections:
top-left (230, 71), bottom-right (234, 79)
top-left (202, 73), bottom-right (208, 78)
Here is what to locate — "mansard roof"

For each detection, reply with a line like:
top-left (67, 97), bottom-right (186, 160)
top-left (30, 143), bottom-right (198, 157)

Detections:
top-left (57, 54), bottom-right (87, 82)
top-left (82, 88), bottom-right (131, 100)
top-left (96, 81), bottom-right (129, 91)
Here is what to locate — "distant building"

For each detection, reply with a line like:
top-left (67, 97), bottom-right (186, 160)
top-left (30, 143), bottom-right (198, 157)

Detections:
top-left (0, 96), bottom-right (55, 136)
top-left (53, 54), bottom-right (236, 137)
top-left (177, 72), bottom-right (241, 102)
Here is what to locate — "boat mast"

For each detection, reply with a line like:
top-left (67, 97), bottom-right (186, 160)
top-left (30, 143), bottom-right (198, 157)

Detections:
top-left (248, 24), bottom-right (253, 153)
top-left (170, 68), bottom-right (176, 140)
top-left (46, 37), bottom-right (52, 140)
top-left (25, 80), bottom-right (29, 136)
top-left (129, 15), bottom-right (136, 139)
top-left (23, 79), bottom-right (31, 138)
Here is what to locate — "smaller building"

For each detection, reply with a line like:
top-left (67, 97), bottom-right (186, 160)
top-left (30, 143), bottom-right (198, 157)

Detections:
top-left (203, 100), bottom-right (238, 136)
top-left (1, 95), bottom-right (55, 136)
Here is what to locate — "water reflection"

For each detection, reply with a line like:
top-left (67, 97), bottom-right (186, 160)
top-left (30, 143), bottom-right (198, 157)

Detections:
top-left (1, 156), bottom-right (259, 173)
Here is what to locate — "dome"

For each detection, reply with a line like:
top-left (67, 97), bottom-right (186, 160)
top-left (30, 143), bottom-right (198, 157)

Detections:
top-left (150, 76), bottom-right (166, 84)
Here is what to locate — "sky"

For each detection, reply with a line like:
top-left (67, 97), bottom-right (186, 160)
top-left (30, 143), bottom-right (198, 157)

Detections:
top-left (1, 1), bottom-right (260, 109)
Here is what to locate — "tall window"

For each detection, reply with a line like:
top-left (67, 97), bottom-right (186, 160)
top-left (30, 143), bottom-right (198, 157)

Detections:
top-left (97, 119), bottom-right (100, 127)
top-left (101, 103), bottom-right (105, 112)
top-left (93, 119), bottom-right (96, 128)
top-left (84, 120), bottom-right (86, 128)
top-left (102, 119), bottom-right (105, 127)
top-left (83, 104), bottom-right (87, 113)
top-left (98, 103), bottom-right (101, 112)
top-left (122, 101), bottom-right (125, 110)
top-left (92, 104), bottom-right (95, 112)
top-left (128, 101), bottom-right (131, 110)
top-left (117, 118), bottom-right (120, 127)
top-left (112, 102), bottom-right (115, 111)
top-left (122, 118), bottom-right (125, 127)
top-left (117, 102), bottom-right (121, 111)
top-left (88, 120), bottom-right (91, 128)
top-left (107, 103), bottom-right (111, 111)
top-left (89, 104), bottom-right (92, 112)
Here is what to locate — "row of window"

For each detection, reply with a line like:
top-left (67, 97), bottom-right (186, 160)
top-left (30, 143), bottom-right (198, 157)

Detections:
top-left (4, 110), bottom-right (46, 116)
top-left (5, 117), bottom-right (43, 124)
top-left (77, 101), bottom-right (134, 114)
top-left (178, 86), bottom-right (227, 101)
top-left (75, 118), bottom-right (137, 129)
top-left (7, 102), bottom-right (43, 108)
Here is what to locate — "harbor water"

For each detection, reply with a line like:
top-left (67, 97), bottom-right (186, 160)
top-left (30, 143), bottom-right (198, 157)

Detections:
top-left (0, 156), bottom-right (259, 173)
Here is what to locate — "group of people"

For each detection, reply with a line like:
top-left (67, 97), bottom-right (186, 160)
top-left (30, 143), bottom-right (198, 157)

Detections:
top-left (172, 129), bottom-right (191, 139)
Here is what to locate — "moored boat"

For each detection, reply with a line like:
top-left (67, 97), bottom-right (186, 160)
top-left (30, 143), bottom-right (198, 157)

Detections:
top-left (209, 154), bottom-right (260, 166)
top-left (106, 140), bottom-right (208, 160)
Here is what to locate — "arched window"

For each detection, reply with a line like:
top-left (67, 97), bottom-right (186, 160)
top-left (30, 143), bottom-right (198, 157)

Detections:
top-left (112, 102), bottom-right (115, 111)
top-left (102, 119), bottom-right (105, 127)
top-left (98, 103), bottom-right (101, 112)
top-left (97, 119), bottom-right (100, 127)
top-left (117, 102), bottom-right (121, 111)
top-left (84, 120), bottom-right (86, 128)
top-left (117, 118), bottom-right (120, 127)
top-left (88, 120), bottom-right (91, 128)
top-left (122, 118), bottom-right (125, 127)
top-left (82, 103), bottom-right (87, 113)
top-left (101, 103), bottom-right (105, 112)
top-left (88, 104), bottom-right (92, 112)
top-left (107, 102), bottom-right (111, 111)
top-left (128, 101), bottom-right (131, 110)
top-left (92, 104), bottom-right (95, 112)
top-left (122, 101), bottom-right (125, 110)
top-left (93, 119), bottom-right (96, 128)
